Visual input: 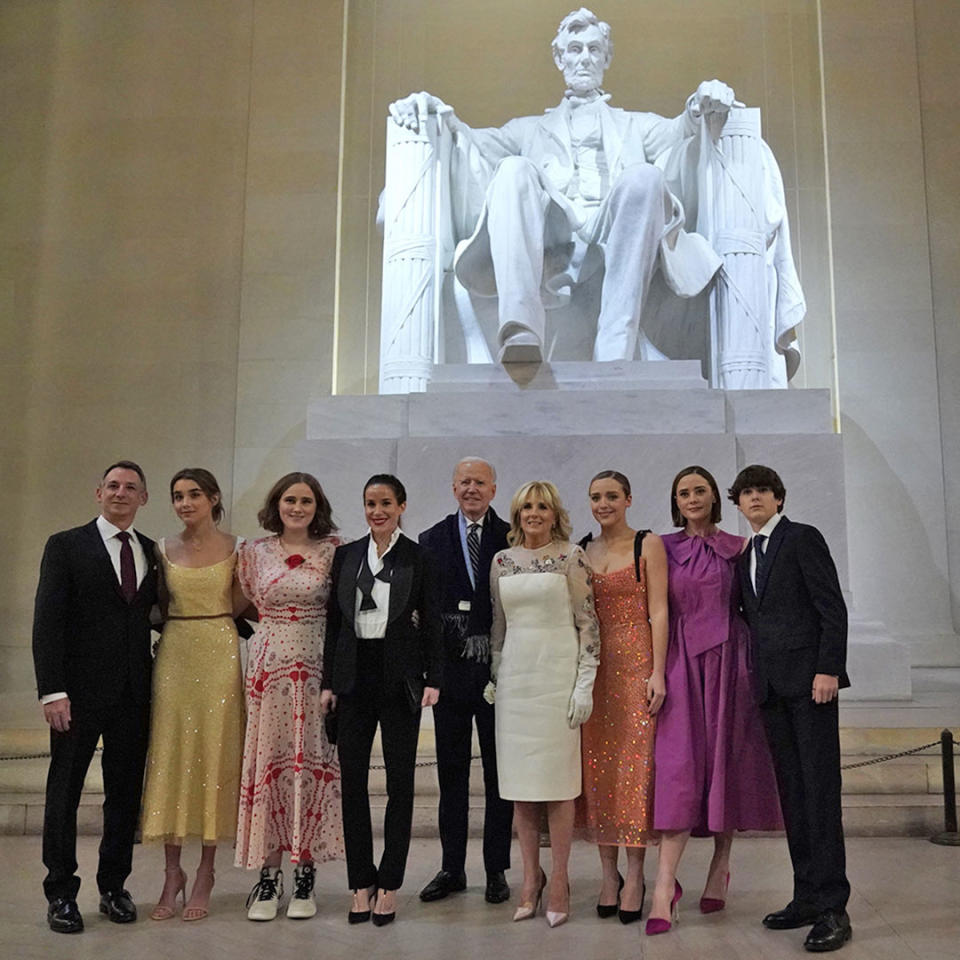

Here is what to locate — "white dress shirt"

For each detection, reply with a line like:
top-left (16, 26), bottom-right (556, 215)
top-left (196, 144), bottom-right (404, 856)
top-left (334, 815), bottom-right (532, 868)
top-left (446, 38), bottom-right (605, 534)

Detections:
top-left (42, 515), bottom-right (150, 705)
top-left (749, 512), bottom-right (783, 591)
top-left (354, 528), bottom-right (404, 639)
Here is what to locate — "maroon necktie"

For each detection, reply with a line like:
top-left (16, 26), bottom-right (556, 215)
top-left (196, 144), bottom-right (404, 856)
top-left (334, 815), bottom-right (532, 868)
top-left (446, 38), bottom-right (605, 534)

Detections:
top-left (116, 531), bottom-right (137, 602)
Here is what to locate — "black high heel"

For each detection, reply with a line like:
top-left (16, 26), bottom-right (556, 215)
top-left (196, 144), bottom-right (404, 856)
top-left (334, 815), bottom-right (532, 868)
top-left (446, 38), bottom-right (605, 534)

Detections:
top-left (596, 872), bottom-right (624, 918)
top-left (371, 888), bottom-right (396, 926)
top-left (348, 885), bottom-right (376, 924)
top-left (618, 881), bottom-right (646, 925)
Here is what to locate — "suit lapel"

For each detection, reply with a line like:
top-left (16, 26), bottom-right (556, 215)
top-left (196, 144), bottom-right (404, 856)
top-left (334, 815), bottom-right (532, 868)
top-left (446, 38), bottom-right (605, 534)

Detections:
top-left (85, 520), bottom-right (127, 602)
top-left (755, 516), bottom-right (790, 605)
top-left (738, 547), bottom-right (757, 606)
top-left (387, 536), bottom-right (413, 624)
top-left (446, 514), bottom-right (473, 597)
top-left (338, 538), bottom-right (367, 629)
top-left (132, 530), bottom-right (157, 600)
top-left (537, 103), bottom-right (572, 163)
top-left (598, 102), bottom-right (625, 180)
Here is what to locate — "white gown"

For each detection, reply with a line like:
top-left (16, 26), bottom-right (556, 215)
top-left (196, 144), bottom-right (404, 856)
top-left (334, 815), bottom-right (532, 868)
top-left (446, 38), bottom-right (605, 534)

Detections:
top-left (490, 542), bottom-right (599, 801)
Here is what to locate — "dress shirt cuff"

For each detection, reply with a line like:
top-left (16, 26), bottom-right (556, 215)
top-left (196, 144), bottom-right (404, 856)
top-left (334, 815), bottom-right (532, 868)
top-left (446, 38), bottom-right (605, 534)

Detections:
top-left (41, 692), bottom-right (68, 704)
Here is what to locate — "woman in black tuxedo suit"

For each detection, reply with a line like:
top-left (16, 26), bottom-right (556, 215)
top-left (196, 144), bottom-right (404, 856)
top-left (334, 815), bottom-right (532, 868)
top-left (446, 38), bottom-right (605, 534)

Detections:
top-left (321, 474), bottom-right (443, 925)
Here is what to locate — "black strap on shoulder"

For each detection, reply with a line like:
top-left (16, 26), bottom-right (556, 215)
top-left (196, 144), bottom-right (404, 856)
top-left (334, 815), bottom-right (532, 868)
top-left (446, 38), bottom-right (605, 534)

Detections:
top-left (577, 532), bottom-right (593, 550)
top-left (634, 529), bottom-right (650, 581)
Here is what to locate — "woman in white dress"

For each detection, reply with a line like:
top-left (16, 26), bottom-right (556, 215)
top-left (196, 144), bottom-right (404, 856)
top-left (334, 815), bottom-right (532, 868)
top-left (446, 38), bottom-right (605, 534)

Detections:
top-left (490, 481), bottom-right (599, 927)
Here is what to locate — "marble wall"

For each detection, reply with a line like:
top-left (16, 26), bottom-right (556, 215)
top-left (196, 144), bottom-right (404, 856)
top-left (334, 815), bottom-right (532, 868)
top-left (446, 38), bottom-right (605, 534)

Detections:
top-left (1, 0), bottom-right (958, 728)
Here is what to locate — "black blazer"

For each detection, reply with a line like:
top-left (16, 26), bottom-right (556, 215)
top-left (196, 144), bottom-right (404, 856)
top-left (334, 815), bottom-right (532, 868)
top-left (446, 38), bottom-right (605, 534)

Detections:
top-left (323, 534), bottom-right (443, 696)
top-left (738, 516), bottom-right (849, 702)
top-left (32, 519), bottom-right (159, 708)
top-left (418, 508), bottom-right (509, 658)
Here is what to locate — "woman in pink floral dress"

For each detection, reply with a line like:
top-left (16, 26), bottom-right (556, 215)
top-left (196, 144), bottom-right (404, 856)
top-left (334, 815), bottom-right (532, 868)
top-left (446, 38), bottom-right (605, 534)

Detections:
top-left (235, 472), bottom-right (344, 921)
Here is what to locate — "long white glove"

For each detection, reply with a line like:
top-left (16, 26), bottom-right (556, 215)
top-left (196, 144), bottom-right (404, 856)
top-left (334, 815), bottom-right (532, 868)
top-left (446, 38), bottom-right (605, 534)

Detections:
top-left (567, 685), bottom-right (593, 728)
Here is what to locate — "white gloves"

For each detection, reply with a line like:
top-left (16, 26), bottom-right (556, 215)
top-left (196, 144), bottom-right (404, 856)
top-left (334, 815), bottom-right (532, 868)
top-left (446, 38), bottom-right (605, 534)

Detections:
top-left (567, 688), bottom-right (593, 728)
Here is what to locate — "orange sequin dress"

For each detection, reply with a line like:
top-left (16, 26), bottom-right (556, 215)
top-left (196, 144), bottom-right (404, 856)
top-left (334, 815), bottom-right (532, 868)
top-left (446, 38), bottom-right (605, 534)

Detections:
top-left (577, 562), bottom-right (656, 846)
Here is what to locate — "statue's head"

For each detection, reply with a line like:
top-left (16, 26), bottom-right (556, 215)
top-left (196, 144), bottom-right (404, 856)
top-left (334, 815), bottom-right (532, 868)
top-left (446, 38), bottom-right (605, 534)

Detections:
top-left (552, 8), bottom-right (613, 96)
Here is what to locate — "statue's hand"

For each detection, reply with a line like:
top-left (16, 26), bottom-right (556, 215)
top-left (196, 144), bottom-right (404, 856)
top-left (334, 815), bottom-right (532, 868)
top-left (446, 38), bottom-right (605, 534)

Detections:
top-left (388, 91), bottom-right (454, 132)
top-left (692, 79), bottom-right (739, 118)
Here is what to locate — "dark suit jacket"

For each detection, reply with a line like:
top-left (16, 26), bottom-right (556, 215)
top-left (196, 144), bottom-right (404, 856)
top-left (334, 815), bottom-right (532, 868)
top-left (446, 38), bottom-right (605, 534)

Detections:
top-left (738, 515), bottom-right (849, 702)
top-left (32, 519), bottom-right (159, 708)
top-left (418, 508), bottom-right (509, 660)
top-left (323, 534), bottom-right (443, 696)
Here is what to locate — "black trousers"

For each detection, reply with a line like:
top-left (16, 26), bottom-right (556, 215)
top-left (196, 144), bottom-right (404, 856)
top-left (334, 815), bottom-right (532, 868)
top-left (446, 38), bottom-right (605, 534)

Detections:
top-left (761, 693), bottom-right (850, 914)
top-left (337, 640), bottom-right (421, 891)
top-left (42, 697), bottom-right (151, 902)
top-left (433, 657), bottom-right (512, 876)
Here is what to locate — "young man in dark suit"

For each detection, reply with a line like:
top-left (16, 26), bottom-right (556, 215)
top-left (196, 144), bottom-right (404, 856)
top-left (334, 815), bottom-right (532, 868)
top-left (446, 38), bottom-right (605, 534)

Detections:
top-left (417, 458), bottom-right (514, 905)
top-left (730, 464), bottom-right (851, 952)
top-left (32, 461), bottom-right (158, 933)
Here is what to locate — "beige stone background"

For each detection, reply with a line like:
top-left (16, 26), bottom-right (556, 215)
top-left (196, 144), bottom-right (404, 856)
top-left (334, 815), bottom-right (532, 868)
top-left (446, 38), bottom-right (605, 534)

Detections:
top-left (1, 0), bottom-right (958, 727)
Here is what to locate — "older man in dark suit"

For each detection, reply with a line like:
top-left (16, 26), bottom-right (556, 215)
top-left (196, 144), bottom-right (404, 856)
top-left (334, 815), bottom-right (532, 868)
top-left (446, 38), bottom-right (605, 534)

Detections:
top-left (32, 460), bottom-right (158, 933)
top-left (418, 458), bottom-right (513, 904)
top-left (731, 464), bottom-right (851, 953)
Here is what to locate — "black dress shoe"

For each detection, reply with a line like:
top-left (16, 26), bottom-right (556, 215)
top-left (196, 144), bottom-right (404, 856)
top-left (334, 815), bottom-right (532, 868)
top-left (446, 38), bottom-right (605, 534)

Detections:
top-left (763, 902), bottom-right (821, 929)
top-left (485, 871), bottom-right (510, 904)
top-left (47, 898), bottom-right (84, 934)
top-left (618, 882), bottom-right (646, 925)
top-left (419, 869), bottom-right (467, 902)
top-left (371, 909), bottom-right (395, 926)
top-left (804, 910), bottom-right (852, 952)
top-left (99, 889), bottom-right (137, 923)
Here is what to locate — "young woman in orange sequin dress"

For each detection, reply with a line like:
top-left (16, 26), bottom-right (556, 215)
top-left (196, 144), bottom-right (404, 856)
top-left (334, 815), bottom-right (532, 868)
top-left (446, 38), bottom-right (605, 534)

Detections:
top-left (577, 471), bottom-right (668, 924)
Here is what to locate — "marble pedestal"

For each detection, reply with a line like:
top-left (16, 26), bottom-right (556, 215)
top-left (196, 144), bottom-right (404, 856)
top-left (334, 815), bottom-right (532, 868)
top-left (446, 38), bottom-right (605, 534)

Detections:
top-left (301, 382), bottom-right (911, 700)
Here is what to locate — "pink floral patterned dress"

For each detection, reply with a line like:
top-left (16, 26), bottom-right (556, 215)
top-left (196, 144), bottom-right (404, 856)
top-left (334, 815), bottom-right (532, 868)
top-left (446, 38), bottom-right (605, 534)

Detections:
top-left (235, 536), bottom-right (344, 868)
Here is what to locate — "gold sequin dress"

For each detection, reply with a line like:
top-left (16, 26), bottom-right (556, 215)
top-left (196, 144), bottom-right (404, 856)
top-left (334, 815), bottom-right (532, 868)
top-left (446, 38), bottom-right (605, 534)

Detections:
top-left (577, 562), bottom-right (656, 845)
top-left (141, 542), bottom-right (244, 843)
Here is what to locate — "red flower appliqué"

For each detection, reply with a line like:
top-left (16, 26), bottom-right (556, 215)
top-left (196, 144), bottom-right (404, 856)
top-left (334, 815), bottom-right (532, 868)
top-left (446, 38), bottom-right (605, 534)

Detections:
top-left (285, 554), bottom-right (306, 569)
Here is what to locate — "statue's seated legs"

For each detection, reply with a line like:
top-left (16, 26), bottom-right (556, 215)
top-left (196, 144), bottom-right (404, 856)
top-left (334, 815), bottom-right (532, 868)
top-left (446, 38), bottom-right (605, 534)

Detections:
top-left (590, 162), bottom-right (669, 362)
top-left (479, 157), bottom-right (672, 364)
top-left (485, 156), bottom-right (561, 358)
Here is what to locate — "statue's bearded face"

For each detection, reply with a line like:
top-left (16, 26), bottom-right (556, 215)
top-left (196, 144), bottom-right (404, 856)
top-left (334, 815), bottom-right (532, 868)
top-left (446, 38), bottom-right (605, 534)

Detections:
top-left (556, 23), bottom-right (608, 95)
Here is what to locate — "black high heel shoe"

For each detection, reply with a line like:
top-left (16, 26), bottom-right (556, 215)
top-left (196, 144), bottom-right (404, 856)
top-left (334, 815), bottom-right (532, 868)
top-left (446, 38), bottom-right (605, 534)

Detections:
top-left (348, 885), bottom-right (376, 924)
top-left (596, 872), bottom-right (624, 918)
top-left (371, 888), bottom-right (396, 926)
top-left (618, 881), bottom-right (646, 925)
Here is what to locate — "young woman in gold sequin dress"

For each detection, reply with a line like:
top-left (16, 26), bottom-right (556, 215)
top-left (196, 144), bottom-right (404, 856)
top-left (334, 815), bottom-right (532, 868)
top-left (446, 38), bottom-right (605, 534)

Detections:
top-left (141, 469), bottom-right (246, 922)
top-left (576, 471), bottom-right (668, 924)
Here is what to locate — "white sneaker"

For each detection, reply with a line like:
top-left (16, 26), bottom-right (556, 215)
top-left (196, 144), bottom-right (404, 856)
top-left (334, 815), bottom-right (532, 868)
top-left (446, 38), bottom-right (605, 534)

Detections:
top-left (286, 863), bottom-right (317, 919)
top-left (246, 867), bottom-right (283, 921)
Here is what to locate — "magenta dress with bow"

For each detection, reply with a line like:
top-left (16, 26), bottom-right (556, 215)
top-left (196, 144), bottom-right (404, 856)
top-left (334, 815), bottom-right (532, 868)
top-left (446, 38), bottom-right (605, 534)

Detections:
top-left (653, 530), bottom-right (781, 833)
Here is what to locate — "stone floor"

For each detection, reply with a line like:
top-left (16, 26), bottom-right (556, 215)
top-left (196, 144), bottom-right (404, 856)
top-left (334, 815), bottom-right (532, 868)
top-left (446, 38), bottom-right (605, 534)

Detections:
top-left (2, 834), bottom-right (957, 960)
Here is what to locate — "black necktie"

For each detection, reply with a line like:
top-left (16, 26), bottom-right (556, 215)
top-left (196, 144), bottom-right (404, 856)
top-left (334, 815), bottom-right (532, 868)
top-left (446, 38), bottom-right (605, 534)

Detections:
top-left (753, 534), bottom-right (768, 595)
top-left (357, 548), bottom-right (395, 611)
top-left (467, 522), bottom-right (481, 584)
top-left (117, 531), bottom-right (137, 602)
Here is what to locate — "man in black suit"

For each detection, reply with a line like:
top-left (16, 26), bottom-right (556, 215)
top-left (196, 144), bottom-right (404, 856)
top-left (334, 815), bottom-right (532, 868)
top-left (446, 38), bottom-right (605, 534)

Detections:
top-left (418, 457), bottom-right (513, 905)
top-left (32, 461), bottom-right (158, 933)
top-left (730, 464), bottom-right (851, 952)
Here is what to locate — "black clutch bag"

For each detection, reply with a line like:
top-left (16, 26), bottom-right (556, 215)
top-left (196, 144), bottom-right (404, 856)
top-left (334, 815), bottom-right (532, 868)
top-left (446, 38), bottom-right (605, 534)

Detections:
top-left (403, 676), bottom-right (425, 714)
top-left (324, 710), bottom-right (338, 745)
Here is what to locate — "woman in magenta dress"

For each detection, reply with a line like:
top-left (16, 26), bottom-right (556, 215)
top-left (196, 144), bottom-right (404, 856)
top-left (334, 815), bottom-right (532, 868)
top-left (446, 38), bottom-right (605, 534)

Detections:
top-left (646, 466), bottom-right (781, 936)
top-left (235, 472), bottom-right (344, 921)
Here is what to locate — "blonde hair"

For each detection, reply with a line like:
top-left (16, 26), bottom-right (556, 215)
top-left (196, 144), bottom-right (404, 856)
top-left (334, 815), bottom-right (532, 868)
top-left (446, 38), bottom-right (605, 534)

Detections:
top-left (507, 481), bottom-right (572, 546)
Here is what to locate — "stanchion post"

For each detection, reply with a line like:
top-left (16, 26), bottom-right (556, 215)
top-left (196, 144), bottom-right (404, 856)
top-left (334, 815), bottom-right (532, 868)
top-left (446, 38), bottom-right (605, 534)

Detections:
top-left (930, 728), bottom-right (959, 846)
